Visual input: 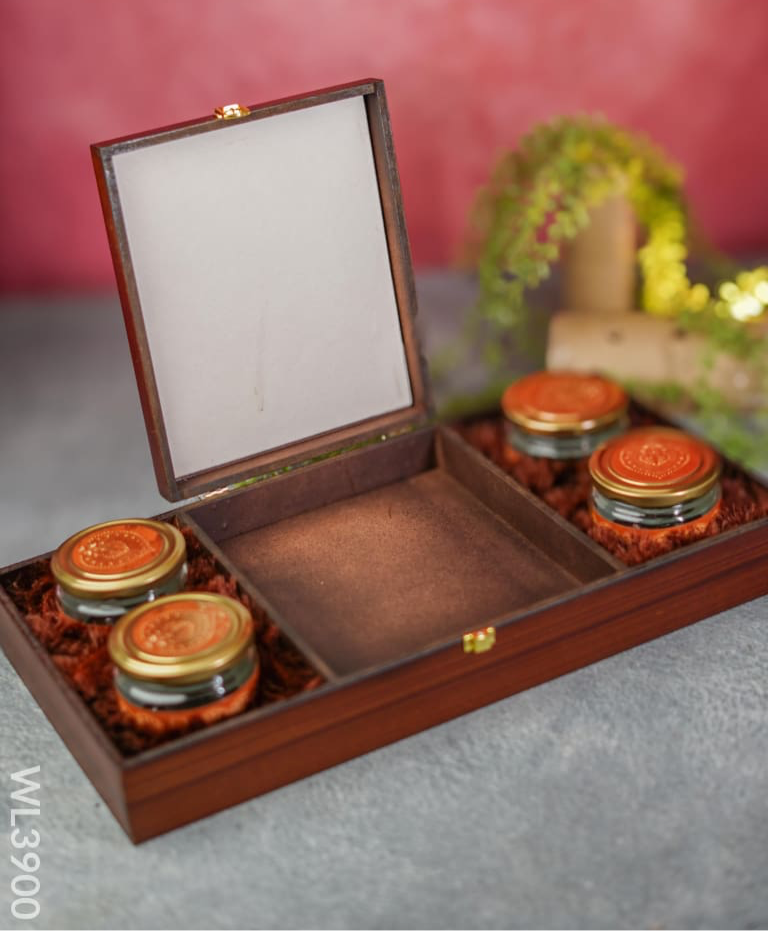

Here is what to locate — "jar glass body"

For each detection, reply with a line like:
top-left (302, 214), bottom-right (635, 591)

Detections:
top-left (590, 484), bottom-right (721, 531)
top-left (505, 415), bottom-right (629, 460)
top-left (114, 647), bottom-right (259, 732)
top-left (56, 562), bottom-right (188, 625)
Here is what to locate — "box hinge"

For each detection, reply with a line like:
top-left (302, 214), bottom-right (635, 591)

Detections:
top-left (214, 103), bottom-right (251, 120)
top-left (192, 422), bottom-right (430, 505)
top-left (462, 627), bottom-right (496, 654)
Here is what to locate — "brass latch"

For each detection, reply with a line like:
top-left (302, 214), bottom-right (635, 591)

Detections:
top-left (462, 626), bottom-right (496, 654)
top-left (214, 103), bottom-right (251, 120)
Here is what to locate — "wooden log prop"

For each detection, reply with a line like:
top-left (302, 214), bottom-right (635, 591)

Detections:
top-left (547, 310), bottom-right (761, 407)
top-left (550, 194), bottom-right (760, 408)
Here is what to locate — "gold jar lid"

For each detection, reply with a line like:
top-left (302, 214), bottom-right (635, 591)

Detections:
top-left (502, 371), bottom-right (628, 435)
top-left (108, 593), bottom-right (254, 686)
top-left (52, 519), bottom-right (186, 599)
top-left (589, 427), bottom-right (721, 507)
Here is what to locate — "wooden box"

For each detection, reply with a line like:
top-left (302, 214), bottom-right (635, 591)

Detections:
top-left (1, 80), bottom-right (767, 844)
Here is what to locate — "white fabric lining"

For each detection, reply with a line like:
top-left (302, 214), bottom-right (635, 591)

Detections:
top-left (111, 96), bottom-right (413, 478)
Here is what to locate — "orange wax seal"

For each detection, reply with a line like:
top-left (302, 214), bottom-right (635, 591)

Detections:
top-left (52, 519), bottom-right (186, 599)
top-left (589, 427), bottom-right (721, 507)
top-left (131, 600), bottom-right (233, 657)
top-left (110, 593), bottom-right (253, 683)
top-left (71, 523), bottom-right (165, 574)
top-left (109, 593), bottom-right (259, 734)
top-left (502, 371), bottom-right (628, 435)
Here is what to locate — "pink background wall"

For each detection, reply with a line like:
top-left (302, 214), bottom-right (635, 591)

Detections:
top-left (1, 0), bottom-right (767, 293)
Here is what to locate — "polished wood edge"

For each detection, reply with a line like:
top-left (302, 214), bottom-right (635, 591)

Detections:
top-left (91, 146), bottom-right (179, 500)
top-left (3, 429), bottom-right (767, 842)
top-left (91, 79), bottom-right (378, 153)
top-left (0, 586), bottom-right (131, 831)
top-left (121, 515), bottom-right (768, 783)
top-left (123, 521), bottom-right (768, 841)
top-left (90, 78), bottom-right (429, 504)
top-left (364, 82), bottom-right (432, 417)
top-left (184, 425), bottom-right (436, 530)
top-left (174, 409), bottom-right (430, 501)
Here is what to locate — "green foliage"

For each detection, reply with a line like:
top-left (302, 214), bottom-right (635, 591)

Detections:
top-left (463, 115), bottom-right (768, 466)
top-left (619, 378), bottom-right (768, 470)
top-left (466, 115), bottom-right (689, 346)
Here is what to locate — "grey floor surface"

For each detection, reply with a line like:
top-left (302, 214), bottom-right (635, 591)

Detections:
top-left (0, 277), bottom-right (767, 930)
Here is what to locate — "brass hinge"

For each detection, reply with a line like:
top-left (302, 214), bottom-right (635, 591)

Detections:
top-left (194, 427), bottom-right (424, 504)
top-left (214, 103), bottom-right (251, 120)
top-left (462, 626), bottom-right (496, 654)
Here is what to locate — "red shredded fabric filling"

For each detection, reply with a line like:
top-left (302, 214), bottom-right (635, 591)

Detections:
top-left (457, 412), bottom-right (768, 566)
top-left (4, 525), bottom-right (323, 756)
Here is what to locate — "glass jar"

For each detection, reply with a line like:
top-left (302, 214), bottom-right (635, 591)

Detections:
top-left (51, 519), bottom-right (187, 624)
top-left (108, 592), bottom-right (259, 733)
top-left (502, 371), bottom-right (629, 460)
top-left (589, 427), bottom-right (722, 535)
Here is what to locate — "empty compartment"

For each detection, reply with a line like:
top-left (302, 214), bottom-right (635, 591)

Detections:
top-left (190, 429), bottom-right (618, 676)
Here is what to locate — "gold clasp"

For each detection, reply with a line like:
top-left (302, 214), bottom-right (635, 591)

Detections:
top-left (462, 626), bottom-right (496, 654)
top-left (214, 103), bottom-right (251, 120)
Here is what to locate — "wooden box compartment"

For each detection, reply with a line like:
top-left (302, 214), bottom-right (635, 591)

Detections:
top-left (187, 426), bottom-right (618, 676)
top-left (2, 422), bottom-right (767, 843)
top-left (0, 423), bottom-right (621, 842)
top-left (1, 78), bottom-right (768, 843)
top-left (452, 403), bottom-right (768, 567)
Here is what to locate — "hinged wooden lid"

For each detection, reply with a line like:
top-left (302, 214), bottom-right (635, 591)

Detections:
top-left (92, 80), bottom-right (431, 502)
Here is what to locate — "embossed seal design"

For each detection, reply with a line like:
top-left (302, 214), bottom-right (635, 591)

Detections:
top-left (589, 426), bottom-right (721, 507)
top-left (529, 375), bottom-right (612, 417)
top-left (617, 439), bottom-right (692, 481)
top-left (502, 371), bottom-right (627, 431)
top-left (131, 601), bottom-right (232, 657)
top-left (108, 593), bottom-right (253, 682)
top-left (72, 524), bottom-right (165, 574)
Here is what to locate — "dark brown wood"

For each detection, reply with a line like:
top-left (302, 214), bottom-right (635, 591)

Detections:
top-left (91, 79), bottom-right (431, 502)
top-left (174, 414), bottom-right (428, 502)
top-left (121, 509), bottom-right (768, 841)
top-left (2, 440), bottom-right (767, 841)
top-left (435, 427), bottom-right (623, 581)
top-left (92, 80), bottom-right (378, 151)
top-left (189, 427), bottom-right (435, 539)
top-left (0, 580), bottom-right (130, 832)
top-left (91, 148), bottom-right (179, 499)
top-left (364, 82), bottom-right (432, 421)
